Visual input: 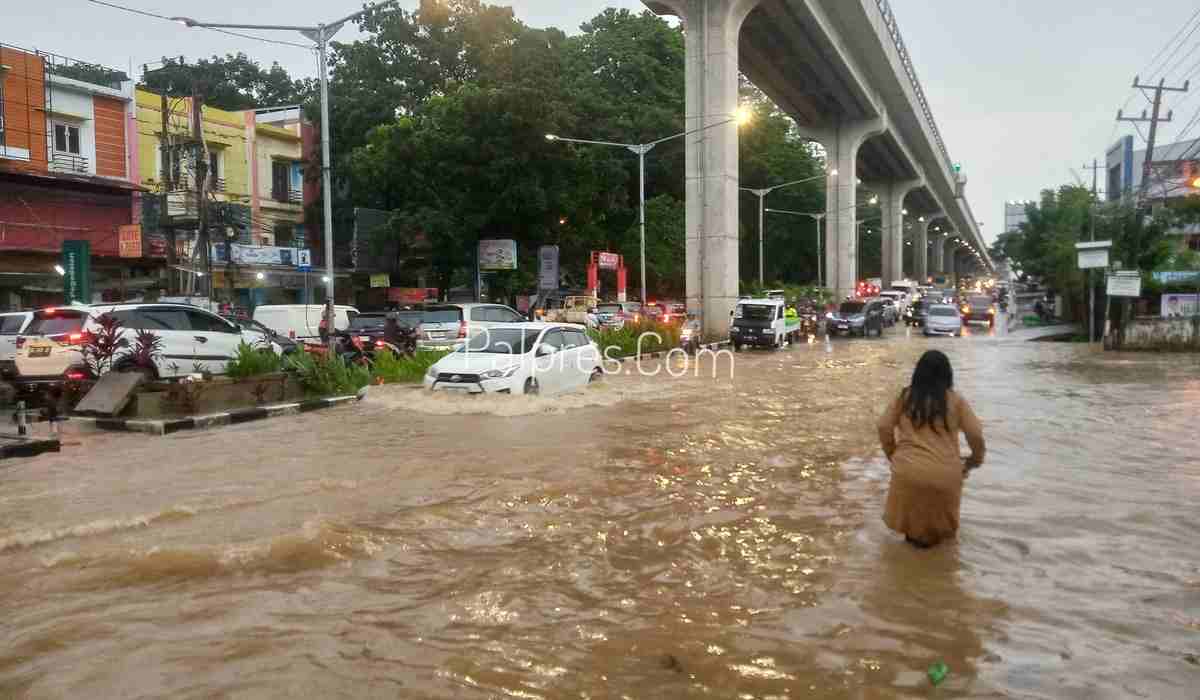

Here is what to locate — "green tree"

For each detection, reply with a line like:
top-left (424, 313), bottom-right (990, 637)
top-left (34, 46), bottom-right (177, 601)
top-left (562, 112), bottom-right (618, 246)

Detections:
top-left (140, 53), bottom-right (312, 110)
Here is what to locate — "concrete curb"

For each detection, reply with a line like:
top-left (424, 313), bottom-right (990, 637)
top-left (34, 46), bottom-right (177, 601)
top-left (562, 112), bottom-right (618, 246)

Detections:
top-left (71, 395), bottom-right (360, 436)
top-left (614, 340), bottom-right (731, 363)
top-left (0, 435), bottom-right (61, 460)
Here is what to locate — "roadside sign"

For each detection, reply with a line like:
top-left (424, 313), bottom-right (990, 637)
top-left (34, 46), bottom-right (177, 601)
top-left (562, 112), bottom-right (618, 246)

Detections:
top-left (597, 252), bottom-right (620, 270)
top-left (538, 245), bottom-right (559, 291)
top-left (297, 249), bottom-right (312, 272)
top-left (1106, 272), bottom-right (1141, 298)
top-left (118, 224), bottom-right (142, 258)
top-left (1075, 240), bottom-right (1111, 269)
top-left (61, 240), bottom-right (91, 304)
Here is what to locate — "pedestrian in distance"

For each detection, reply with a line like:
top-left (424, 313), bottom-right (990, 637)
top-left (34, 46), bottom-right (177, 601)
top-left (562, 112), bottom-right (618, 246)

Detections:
top-left (877, 350), bottom-right (986, 548)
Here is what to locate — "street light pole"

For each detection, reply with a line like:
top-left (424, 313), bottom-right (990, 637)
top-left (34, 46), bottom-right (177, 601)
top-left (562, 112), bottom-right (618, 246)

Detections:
top-left (172, 2), bottom-right (399, 345)
top-left (740, 173), bottom-right (828, 287)
top-left (547, 111), bottom-right (749, 305)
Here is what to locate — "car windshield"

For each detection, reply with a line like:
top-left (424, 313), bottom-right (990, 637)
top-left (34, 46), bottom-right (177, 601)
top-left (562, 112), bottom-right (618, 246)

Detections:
top-left (423, 307), bottom-right (462, 324)
top-left (349, 315), bottom-right (387, 330)
top-left (930, 306), bottom-right (958, 317)
top-left (394, 311), bottom-right (423, 327)
top-left (738, 304), bottom-right (775, 320)
top-left (839, 302), bottom-right (865, 314)
top-left (25, 311), bottom-right (86, 336)
top-left (460, 328), bottom-right (542, 353)
top-left (597, 304), bottom-right (622, 313)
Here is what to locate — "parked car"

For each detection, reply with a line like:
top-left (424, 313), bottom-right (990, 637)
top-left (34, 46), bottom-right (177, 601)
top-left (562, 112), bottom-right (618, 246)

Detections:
top-left (878, 290), bottom-right (908, 316)
top-left (14, 304), bottom-right (280, 392)
top-left (424, 323), bottom-right (601, 395)
top-left (924, 303), bottom-right (964, 336)
top-left (0, 311), bottom-right (34, 378)
top-left (960, 295), bottom-right (997, 327)
top-left (252, 304), bottom-right (360, 342)
top-left (904, 299), bottom-right (930, 327)
top-left (229, 317), bottom-right (299, 355)
top-left (417, 303), bottom-right (526, 350)
top-left (826, 299), bottom-right (885, 337)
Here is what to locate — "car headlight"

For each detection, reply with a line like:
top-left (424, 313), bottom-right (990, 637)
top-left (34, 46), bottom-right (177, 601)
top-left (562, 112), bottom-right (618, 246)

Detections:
top-left (425, 365), bottom-right (438, 379)
top-left (825, 312), bottom-right (834, 319)
top-left (481, 366), bottom-right (519, 379)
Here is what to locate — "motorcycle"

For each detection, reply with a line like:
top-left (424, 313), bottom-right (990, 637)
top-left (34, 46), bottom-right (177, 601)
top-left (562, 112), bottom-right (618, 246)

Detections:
top-left (679, 317), bottom-right (703, 354)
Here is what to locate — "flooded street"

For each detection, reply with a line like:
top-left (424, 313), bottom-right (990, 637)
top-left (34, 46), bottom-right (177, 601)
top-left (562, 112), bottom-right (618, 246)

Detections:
top-left (1, 327), bottom-right (1198, 698)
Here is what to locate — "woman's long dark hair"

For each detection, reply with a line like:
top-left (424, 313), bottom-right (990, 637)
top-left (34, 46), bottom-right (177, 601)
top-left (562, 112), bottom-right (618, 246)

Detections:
top-left (903, 350), bottom-right (953, 431)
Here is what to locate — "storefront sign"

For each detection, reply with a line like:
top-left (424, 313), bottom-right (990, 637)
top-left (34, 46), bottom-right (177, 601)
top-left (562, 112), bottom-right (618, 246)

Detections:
top-left (370, 273), bottom-right (390, 288)
top-left (61, 240), bottom-right (91, 304)
top-left (597, 251), bottom-right (620, 270)
top-left (478, 239), bottom-right (517, 270)
top-left (211, 243), bottom-right (310, 267)
top-left (118, 224), bottom-right (142, 258)
top-left (145, 233), bottom-right (168, 258)
top-left (1106, 273), bottom-right (1141, 298)
top-left (387, 287), bottom-right (438, 304)
top-left (538, 245), bottom-right (559, 291)
top-left (1161, 293), bottom-right (1200, 318)
top-left (1076, 241), bottom-right (1111, 269)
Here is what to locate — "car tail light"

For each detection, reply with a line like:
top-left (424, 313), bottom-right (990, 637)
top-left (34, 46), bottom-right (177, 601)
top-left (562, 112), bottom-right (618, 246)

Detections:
top-left (961, 306), bottom-right (970, 314)
top-left (67, 332), bottom-right (90, 345)
top-left (457, 321), bottom-right (467, 338)
top-left (375, 340), bottom-right (386, 348)
top-left (15, 337), bottom-right (26, 349)
top-left (289, 330), bottom-right (296, 339)
top-left (65, 370), bottom-right (87, 381)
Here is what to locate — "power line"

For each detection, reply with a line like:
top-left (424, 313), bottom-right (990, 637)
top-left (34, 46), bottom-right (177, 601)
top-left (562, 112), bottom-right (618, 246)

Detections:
top-left (86, 0), bottom-right (315, 50)
top-left (1140, 6), bottom-right (1200, 80)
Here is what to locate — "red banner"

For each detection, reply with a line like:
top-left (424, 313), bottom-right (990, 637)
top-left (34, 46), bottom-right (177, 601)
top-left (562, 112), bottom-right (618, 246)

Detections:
top-left (387, 287), bottom-right (439, 304)
top-left (597, 252), bottom-right (620, 270)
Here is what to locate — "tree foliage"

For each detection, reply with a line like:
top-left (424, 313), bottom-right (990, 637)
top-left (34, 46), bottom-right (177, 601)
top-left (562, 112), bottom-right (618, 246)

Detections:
top-left (140, 53), bottom-right (314, 111)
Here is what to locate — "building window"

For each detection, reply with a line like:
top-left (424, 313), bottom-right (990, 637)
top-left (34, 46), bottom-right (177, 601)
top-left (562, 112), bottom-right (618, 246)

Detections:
top-left (271, 161), bottom-right (290, 202)
top-left (53, 123), bottom-right (80, 154)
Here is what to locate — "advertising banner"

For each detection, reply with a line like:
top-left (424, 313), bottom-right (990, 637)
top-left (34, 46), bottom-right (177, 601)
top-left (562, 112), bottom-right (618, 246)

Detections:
top-left (478, 239), bottom-right (517, 270)
top-left (538, 245), bottom-right (559, 291)
top-left (597, 251), bottom-right (620, 270)
top-left (370, 273), bottom-right (390, 288)
top-left (118, 224), bottom-right (142, 258)
top-left (1161, 293), bottom-right (1200, 318)
top-left (387, 287), bottom-right (439, 304)
top-left (61, 240), bottom-right (91, 305)
top-left (211, 244), bottom-right (310, 267)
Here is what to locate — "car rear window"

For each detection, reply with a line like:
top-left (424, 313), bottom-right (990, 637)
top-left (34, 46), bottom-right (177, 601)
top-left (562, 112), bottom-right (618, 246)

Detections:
top-left (930, 306), bottom-right (958, 317)
top-left (0, 315), bottom-right (26, 335)
top-left (839, 302), bottom-right (865, 313)
top-left (25, 311), bottom-right (86, 336)
top-left (349, 315), bottom-right (387, 330)
top-left (597, 304), bottom-right (622, 313)
top-left (968, 296), bottom-right (992, 306)
top-left (423, 307), bottom-right (462, 324)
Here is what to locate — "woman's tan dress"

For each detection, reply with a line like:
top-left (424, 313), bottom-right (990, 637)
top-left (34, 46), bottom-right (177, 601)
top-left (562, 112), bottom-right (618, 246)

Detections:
top-left (877, 389), bottom-right (985, 545)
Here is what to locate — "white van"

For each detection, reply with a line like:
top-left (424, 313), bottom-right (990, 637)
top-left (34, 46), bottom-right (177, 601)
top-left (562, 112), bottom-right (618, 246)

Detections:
top-left (252, 305), bottom-right (359, 342)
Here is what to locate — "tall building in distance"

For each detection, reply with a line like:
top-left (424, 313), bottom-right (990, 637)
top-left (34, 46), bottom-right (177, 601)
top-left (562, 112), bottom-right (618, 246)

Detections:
top-left (1003, 200), bottom-right (1034, 232)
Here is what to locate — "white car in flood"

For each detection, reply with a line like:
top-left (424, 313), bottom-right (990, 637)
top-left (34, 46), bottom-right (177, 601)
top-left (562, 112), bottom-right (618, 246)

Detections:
top-left (423, 323), bottom-right (602, 395)
top-left (923, 304), bottom-right (963, 337)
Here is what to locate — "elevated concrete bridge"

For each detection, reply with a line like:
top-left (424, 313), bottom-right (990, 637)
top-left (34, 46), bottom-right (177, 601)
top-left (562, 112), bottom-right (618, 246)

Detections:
top-left (645, 0), bottom-right (991, 333)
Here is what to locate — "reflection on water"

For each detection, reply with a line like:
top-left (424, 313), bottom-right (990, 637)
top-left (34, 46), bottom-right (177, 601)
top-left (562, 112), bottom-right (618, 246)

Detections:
top-left (0, 332), bottom-right (1197, 698)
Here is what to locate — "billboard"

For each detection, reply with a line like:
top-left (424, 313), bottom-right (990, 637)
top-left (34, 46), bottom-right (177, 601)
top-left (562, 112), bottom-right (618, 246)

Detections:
top-left (370, 273), bottom-right (390, 288)
top-left (211, 243), bottom-right (310, 267)
top-left (478, 239), bottom-right (517, 270)
top-left (538, 245), bottom-right (559, 291)
top-left (1161, 294), bottom-right (1199, 318)
top-left (597, 251), bottom-right (620, 270)
top-left (387, 287), bottom-right (439, 303)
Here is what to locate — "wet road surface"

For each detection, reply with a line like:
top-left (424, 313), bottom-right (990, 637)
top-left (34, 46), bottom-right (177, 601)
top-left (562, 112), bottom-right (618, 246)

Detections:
top-left (1, 320), bottom-right (1197, 698)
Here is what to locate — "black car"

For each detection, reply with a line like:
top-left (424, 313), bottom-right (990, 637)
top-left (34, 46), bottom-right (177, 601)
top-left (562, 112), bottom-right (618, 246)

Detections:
top-left (827, 300), bottom-right (884, 337)
top-left (904, 300), bottom-right (929, 327)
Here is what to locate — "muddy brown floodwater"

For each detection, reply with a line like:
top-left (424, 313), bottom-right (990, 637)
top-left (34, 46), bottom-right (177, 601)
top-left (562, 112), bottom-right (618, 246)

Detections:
top-left (1, 326), bottom-right (1197, 699)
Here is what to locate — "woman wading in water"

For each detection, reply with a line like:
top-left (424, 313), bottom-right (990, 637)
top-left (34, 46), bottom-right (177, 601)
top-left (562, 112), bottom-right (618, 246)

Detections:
top-left (878, 350), bottom-right (986, 547)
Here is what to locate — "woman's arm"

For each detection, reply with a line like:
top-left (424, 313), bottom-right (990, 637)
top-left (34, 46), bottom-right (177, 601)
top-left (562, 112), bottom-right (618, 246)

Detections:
top-left (958, 395), bottom-right (986, 467)
top-left (877, 393), bottom-right (902, 461)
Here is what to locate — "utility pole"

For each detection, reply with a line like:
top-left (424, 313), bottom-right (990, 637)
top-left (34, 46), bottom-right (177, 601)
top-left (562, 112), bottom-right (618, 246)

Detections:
top-left (160, 92), bottom-right (178, 295)
top-left (1081, 159), bottom-right (1104, 342)
top-left (1118, 77), bottom-right (1188, 199)
top-left (191, 85), bottom-right (209, 299)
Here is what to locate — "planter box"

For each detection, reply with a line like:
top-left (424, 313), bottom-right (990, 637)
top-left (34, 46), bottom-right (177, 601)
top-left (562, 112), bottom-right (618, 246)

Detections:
top-left (126, 373), bottom-right (305, 418)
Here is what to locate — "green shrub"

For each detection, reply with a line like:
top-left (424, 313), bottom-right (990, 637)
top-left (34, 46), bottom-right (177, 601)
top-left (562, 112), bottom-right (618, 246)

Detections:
top-left (371, 349), bottom-right (449, 384)
top-left (284, 351), bottom-right (371, 397)
top-left (226, 342), bottom-right (284, 379)
top-left (587, 319), bottom-right (680, 357)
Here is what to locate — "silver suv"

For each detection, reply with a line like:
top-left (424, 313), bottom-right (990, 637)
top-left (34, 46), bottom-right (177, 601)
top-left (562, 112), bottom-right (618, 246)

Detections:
top-left (417, 303), bottom-right (526, 350)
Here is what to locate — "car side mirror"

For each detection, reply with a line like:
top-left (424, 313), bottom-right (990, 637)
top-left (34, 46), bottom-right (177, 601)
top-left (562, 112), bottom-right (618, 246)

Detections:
top-left (536, 343), bottom-right (554, 357)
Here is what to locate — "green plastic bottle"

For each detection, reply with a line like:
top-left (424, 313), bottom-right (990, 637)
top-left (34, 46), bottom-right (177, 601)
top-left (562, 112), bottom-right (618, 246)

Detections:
top-left (928, 661), bottom-right (950, 686)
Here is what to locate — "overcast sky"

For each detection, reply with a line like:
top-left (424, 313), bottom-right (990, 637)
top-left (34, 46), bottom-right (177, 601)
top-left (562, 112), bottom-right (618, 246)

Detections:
top-left (12, 0), bottom-right (1200, 243)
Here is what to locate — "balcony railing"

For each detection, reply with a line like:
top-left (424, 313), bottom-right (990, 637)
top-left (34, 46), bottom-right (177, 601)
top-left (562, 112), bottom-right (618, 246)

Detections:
top-left (271, 186), bottom-right (303, 204)
top-left (165, 177), bottom-right (226, 194)
top-left (49, 152), bottom-right (89, 174)
top-left (210, 177), bottom-right (226, 193)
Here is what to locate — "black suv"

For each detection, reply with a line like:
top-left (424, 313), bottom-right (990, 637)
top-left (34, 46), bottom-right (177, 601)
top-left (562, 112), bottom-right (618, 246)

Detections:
top-left (827, 299), bottom-right (885, 337)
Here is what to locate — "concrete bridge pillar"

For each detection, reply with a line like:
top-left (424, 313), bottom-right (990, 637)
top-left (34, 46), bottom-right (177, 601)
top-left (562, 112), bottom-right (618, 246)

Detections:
top-left (650, 0), bottom-right (763, 337)
top-left (866, 179), bottom-right (921, 287)
top-left (800, 118), bottom-right (885, 299)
